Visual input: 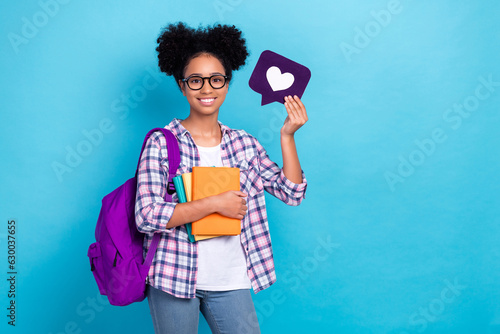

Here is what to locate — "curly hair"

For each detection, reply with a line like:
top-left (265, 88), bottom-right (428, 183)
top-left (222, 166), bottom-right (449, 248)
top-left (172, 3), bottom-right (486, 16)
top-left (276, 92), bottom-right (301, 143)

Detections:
top-left (156, 22), bottom-right (249, 89)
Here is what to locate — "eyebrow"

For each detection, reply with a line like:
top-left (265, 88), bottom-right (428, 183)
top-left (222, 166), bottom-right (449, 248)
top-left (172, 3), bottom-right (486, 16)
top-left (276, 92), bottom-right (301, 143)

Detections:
top-left (186, 72), bottom-right (225, 77)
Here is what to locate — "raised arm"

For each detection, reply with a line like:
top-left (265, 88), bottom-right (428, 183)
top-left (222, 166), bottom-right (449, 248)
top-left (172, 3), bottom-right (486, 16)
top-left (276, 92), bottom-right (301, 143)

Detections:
top-left (255, 95), bottom-right (308, 206)
top-left (281, 95), bottom-right (308, 184)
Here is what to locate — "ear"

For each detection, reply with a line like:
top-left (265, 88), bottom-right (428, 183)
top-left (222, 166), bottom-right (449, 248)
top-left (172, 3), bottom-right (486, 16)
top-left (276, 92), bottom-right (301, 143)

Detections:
top-left (178, 80), bottom-right (186, 96)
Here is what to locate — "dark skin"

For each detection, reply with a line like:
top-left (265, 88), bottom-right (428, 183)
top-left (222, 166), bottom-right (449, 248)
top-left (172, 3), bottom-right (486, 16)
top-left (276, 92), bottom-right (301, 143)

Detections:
top-left (166, 54), bottom-right (308, 228)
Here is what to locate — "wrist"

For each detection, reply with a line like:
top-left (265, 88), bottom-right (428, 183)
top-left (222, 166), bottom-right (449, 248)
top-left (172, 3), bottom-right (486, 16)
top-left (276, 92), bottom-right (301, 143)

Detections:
top-left (281, 132), bottom-right (295, 142)
top-left (280, 127), bottom-right (294, 136)
top-left (203, 195), bottom-right (218, 215)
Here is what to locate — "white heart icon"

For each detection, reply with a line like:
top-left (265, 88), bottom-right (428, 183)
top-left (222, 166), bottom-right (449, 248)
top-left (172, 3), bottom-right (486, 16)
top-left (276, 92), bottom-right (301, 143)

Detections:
top-left (266, 66), bottom-right (295, 92)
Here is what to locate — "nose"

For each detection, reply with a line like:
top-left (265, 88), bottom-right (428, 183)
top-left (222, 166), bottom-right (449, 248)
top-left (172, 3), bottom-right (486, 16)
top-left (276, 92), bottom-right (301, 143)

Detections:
top-left (200, 78), bottom-right (213, 93)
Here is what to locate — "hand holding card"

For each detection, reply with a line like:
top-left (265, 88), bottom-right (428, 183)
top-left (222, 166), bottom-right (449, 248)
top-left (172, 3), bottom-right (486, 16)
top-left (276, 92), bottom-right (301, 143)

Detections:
top-left (282, 95), bottom-right (308, 137)
top-left (249, 50), bottom-right (311, 105)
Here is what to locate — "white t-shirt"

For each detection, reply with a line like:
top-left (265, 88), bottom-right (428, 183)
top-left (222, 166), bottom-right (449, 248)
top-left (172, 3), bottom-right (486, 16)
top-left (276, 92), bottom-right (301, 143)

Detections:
top-left (195, 143), bottom-right (251, 291)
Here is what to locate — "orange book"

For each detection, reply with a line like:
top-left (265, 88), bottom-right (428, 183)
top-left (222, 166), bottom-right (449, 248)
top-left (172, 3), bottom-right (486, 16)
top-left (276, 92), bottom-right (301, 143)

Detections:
top-left (181, 172), bottom-right (217, 242)
top-left (191, 167), bottom-right (241, 236)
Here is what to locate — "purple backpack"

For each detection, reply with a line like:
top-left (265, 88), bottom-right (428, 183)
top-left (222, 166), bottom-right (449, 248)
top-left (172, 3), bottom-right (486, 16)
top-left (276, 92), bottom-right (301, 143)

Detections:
top-left (87, 128), bottom-right (180, 306)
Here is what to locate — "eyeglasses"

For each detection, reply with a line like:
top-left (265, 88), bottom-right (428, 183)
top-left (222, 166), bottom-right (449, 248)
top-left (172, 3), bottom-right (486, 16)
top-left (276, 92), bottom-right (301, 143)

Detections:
top-left (181, 75), bottom-right (228, 90)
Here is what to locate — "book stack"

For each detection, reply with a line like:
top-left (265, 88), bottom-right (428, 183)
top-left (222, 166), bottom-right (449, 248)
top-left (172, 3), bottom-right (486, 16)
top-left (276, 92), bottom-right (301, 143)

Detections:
top-left (172, 167), bottom-right (241, 242)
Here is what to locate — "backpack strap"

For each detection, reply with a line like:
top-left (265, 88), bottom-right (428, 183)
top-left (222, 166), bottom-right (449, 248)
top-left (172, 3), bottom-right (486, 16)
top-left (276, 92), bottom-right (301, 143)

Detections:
top-left (136, 128), bottom-right (181, 277)
top-left (135, 128), bottom-right (181, 184)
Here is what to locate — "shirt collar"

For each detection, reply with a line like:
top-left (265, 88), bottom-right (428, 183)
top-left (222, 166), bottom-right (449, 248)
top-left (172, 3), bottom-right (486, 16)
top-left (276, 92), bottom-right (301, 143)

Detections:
top-left (168, 118), bottom-right (234, 140)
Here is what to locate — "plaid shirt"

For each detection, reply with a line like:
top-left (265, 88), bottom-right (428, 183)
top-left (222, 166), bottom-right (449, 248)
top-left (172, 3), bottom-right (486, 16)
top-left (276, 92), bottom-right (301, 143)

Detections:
top-left (135, 118), bottom-right (307, 299)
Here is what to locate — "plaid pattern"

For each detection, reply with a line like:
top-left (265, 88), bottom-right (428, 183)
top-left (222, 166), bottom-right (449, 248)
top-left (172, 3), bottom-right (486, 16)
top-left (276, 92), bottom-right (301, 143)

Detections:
top-left (135, 118), bottom-right (307, 299)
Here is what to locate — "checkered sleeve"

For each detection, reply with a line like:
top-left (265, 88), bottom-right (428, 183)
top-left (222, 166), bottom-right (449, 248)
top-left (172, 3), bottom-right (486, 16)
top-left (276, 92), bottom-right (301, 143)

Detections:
top-left (254, 137), bottom-right (307, 206)
top-left (135, 133), bottom-right (177, 233)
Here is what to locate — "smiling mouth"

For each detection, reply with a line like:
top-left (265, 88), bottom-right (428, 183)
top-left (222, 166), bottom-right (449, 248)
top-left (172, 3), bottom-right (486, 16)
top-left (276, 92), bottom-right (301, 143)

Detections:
top-left (198, 98), bottom-right (216, 105)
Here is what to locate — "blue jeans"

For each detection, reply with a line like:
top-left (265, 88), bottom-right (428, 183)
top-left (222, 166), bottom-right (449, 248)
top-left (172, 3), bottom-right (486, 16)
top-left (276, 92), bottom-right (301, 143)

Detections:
top-left (146, 285), bottom-right (261, 334)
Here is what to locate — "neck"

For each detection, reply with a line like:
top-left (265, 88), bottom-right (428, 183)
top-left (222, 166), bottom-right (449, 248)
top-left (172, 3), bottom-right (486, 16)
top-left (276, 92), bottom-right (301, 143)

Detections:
top-left (181, 112), bottom-right (222, 146)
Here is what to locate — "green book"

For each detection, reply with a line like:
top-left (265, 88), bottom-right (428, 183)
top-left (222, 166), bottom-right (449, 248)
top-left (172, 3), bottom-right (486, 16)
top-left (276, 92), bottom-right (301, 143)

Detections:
top-left (172, 175), bottom-right (196, 243)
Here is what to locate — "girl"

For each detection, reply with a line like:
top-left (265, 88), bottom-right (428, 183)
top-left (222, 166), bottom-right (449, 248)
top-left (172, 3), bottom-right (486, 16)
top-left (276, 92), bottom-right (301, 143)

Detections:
top-left (135, 22), bottom-right (308, 333)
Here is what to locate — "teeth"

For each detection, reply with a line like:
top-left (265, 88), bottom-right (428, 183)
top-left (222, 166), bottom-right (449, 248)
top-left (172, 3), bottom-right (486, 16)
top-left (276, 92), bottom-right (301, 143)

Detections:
top-left (200, 98), bottom-right (215, 103)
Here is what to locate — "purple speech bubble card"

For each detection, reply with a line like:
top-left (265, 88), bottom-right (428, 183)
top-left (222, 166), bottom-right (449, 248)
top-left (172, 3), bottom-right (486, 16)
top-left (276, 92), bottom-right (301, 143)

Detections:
top-left (249, 50), bottom-right (311, 105)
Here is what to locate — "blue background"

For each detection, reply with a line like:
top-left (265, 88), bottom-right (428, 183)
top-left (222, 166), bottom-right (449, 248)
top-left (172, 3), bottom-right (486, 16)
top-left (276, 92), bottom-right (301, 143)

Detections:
top-left (2, 0), bottom-right (500, 333)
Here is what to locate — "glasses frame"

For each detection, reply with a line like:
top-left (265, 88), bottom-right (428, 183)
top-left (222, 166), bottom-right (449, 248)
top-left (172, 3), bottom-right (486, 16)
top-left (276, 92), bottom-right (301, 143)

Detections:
top-left (181, 75), bottom-right (228, 90)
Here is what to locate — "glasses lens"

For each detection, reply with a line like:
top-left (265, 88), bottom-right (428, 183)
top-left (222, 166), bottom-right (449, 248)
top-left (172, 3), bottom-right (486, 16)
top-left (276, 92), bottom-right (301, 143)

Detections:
top-left (210, 75), bottom-right (225, 89)
top-left (187, 77), bottom-right (203, 90)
